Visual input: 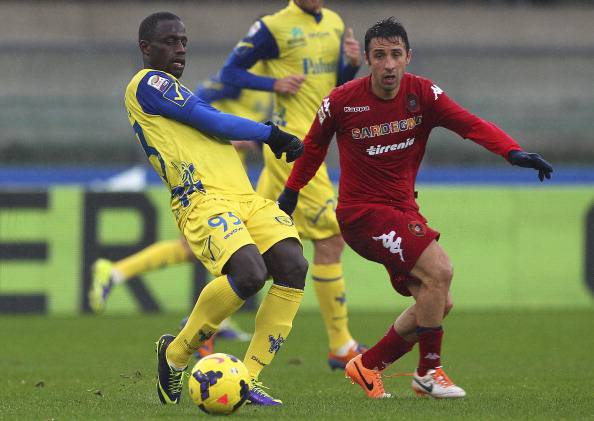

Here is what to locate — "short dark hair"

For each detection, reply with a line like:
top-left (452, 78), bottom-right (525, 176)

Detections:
top-left (139, 12), bottom-right (181, 43)
top-left (364, 17), bottom-right (410, 53)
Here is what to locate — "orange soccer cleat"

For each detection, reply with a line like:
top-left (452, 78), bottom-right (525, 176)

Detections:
top-left (344, 354), bottom-right (392, 399)
top-left (328, 342), bottom-right (368, 370)
top-left (196, 335), bottom-right (215, 359)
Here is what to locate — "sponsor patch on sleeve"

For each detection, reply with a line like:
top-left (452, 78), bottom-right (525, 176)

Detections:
top-left (147, 74), bottom-right (171, 92)
top-left (246, 21), bottom-right (262, 38)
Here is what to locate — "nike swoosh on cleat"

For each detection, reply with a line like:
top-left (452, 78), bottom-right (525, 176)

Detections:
top-left (354, 362), bottom-right (374, 391)
top-left (413, 378), bottom-right (433, 393)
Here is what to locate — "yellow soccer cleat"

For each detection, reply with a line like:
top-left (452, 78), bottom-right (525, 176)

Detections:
top-left (89, 259), bottom-right (114, 314)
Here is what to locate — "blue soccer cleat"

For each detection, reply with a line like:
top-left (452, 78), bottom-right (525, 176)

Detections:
top-left (155, 334), bottom-right (186, 404)
top-left (247, 380), bottom-right (282, 406)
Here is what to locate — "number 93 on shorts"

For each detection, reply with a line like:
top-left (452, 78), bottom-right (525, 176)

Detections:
top-left (181, 195), bottom-right (301, 276)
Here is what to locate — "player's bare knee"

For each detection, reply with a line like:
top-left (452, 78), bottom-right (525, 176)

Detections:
top-left (444, 295), bottom-right (454, 317)
top-left (279, 254), bottom-right (308, 290)
top-left (435, 262), bottom-right (453, 290)
top-left (313, 234), bottom-right (344, 262)
top-left (233, 262), bottom-right (268, 297)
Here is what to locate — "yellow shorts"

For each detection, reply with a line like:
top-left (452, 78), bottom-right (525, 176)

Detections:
top-left (180, 194), bottom-right (301, 276)
top-left (256, 147), bottom-right (340, 241)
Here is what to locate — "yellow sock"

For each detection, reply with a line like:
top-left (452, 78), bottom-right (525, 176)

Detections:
top-left (114, 239), bottom-right (189, 280)
top-left (312, 263), bottom-right (353, 352)
top-left (243, 284), bottom-right (303, 380)
top-left (167, 275), bottom-right (244, 368)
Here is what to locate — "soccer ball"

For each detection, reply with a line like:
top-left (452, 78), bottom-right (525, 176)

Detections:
top-left (188, 353), bottom-right (250, 415)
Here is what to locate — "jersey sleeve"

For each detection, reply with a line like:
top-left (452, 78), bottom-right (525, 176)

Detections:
top-left (194, 75), bottom-right (241, 104)
top-left (286, 94), bottom-right (338, 191)
top-left (220, 20), bottom-right (279, 92)
top-left (136, 71), bottom-right (271, 142)
top-left (424, 81), bottom-right (522, 158)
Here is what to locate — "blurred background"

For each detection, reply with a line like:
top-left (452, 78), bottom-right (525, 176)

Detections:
top-left (0, 0), bottom-right (593, 315)
top-left (1, 0), bottom-right (593, 166)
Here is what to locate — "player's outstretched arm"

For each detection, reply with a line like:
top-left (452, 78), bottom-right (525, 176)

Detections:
top-left (277, 187), bottom-right (299, 216)
top-left (264, 122), bottom-right (303, 163)
top-left (508, 150), bottom-right (554, 182)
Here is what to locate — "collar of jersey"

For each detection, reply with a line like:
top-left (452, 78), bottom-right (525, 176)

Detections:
top-left (289, 0), bottom-right (323, 23)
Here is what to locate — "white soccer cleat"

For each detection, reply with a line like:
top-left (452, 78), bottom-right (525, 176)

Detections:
top-left (412, 367), bottom-right (466, 399)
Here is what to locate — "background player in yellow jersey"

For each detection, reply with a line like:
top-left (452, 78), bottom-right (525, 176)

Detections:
top-left (125, 11), bottom-right (308, 406)
top-left (221, 0), bottom-right (363, 369)
top-left (88, 64), bottom-right (273, 345)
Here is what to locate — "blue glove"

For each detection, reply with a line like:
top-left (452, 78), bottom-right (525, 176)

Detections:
top-left (264, 122), bottom-right (304, 163)
top-left (508, 150), bottom-right (553, 182)
top-left (277, 187), bottom-right (299, 216)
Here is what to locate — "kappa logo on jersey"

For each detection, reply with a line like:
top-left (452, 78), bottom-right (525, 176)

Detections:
top-left (431, 84), bottom-right (444, 100)
top-left (372, 230), bottom-right (405, 262)
top-left (147, 75), bottom-right (170, 92)
top-left (344, 106), bottom-right (370, 113)
top-left (352, 116), bottom-right (422, 140)
top-left (366, 138), bottom-right (414, 156)
top-left (317, 97), bottom-right (331, 125)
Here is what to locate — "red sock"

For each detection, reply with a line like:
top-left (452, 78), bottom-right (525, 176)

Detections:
top-left (416, 326), bottom-right (443, 376)
top-left (361, 325), bottom-right (414, 371)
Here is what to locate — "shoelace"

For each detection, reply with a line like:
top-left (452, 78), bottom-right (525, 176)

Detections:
top-left (251, 381), bottom-right (276, 400)
top-left (168, 368), bottom-right (186, 395)
top-left (371, 372), bottom-right (387, 394)
top-left (433, 369), bottom-right (454, 388)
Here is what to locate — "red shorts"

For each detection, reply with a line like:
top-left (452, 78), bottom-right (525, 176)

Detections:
top-left (337, 203), bottom-right (440, 296)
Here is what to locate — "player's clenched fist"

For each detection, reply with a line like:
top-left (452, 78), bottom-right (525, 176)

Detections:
top-left (273, 75), bottom-right (306, 95)
top-left (343, 28), bottom-right (361, 67)
top-left (264, 122), bottom-right (304, 163)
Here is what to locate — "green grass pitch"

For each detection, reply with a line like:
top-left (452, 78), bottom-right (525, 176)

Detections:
top-left (2, 309), bottom-right (593, 420)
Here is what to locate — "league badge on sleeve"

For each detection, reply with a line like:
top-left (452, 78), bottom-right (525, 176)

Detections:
top-left (147, 74), bottom-right (170, 92)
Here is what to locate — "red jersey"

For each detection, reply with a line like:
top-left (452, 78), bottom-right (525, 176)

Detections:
top-left (286, 73), bottom-right (522, 212)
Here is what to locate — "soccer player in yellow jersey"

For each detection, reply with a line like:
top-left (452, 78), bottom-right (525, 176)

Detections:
top-left (89, 65), bottom-right (273, 344)
top-left (125, 12), bottom-right (308, 406)
top-left (88, 63), bottom-right (273, 345)
top-left (221, 0), bottom-right (364, 369)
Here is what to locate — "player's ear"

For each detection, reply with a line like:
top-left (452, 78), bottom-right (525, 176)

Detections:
top-left (364, 50), bottom-right (370, 66)
top-left (406, 49), bottom-right (412, 65)
top-left (139, 39), bottom-right (151, 56)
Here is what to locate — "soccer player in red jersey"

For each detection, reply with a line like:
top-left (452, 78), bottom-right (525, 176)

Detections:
top-left (277, 17), bottom-right (553, 399)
